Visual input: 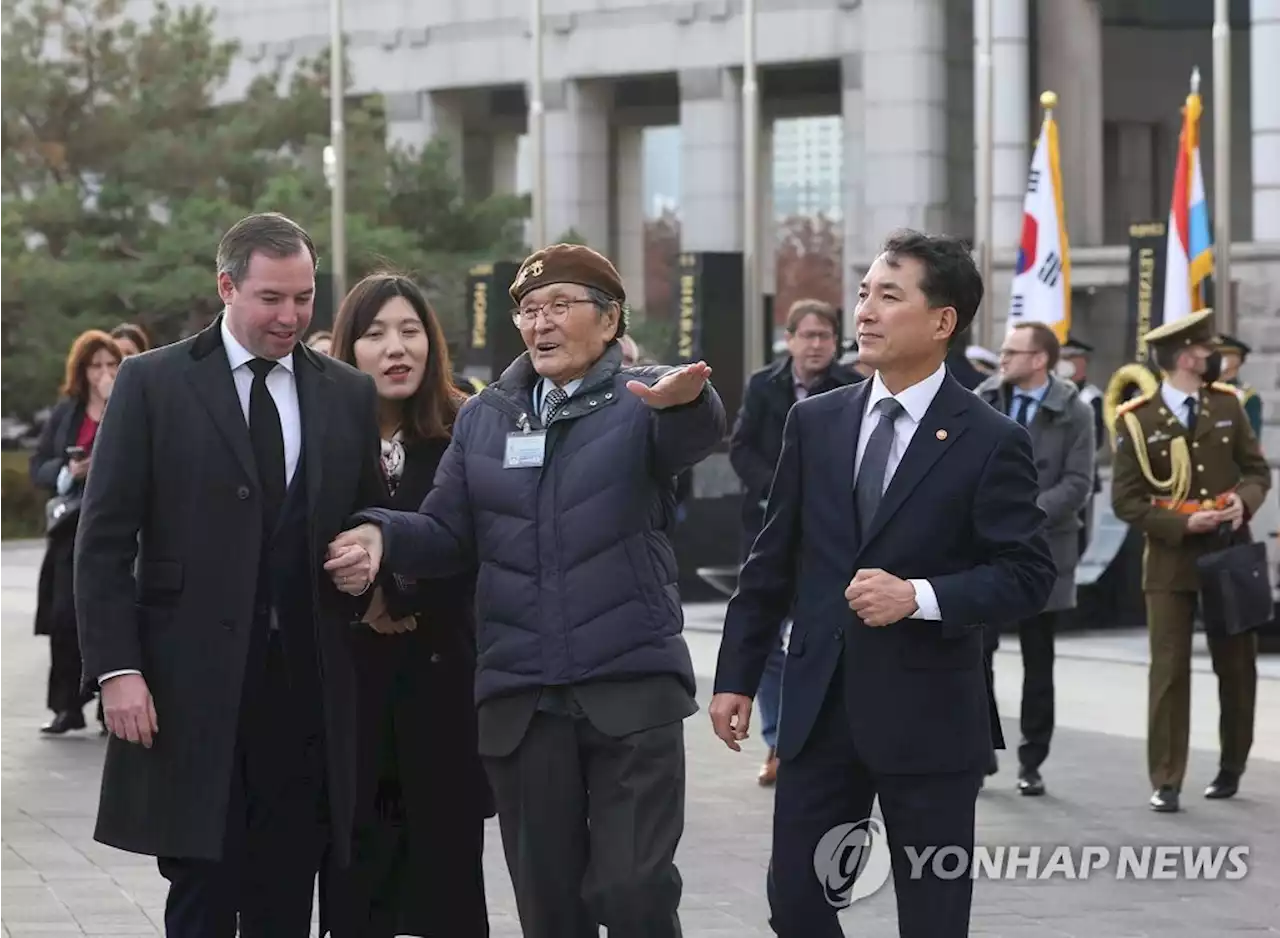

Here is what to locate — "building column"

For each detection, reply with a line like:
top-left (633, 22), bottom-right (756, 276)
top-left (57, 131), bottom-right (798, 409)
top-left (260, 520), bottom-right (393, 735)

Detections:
top-left (384, 91), bottom-right (466, 176)
top-left (543, 80), bottom-right (612, 250)
top-left (862, 0), bottom-right (949, 248)
top-left (841, 53), bottom-right (867, 323)
top-left (1036, 0), bottom-right (1104, 245)
top-left (491, 133), bottom-right (522, 196)
top-left (1253, 0), bottom-right (1280, 240)
top-left (678, 68), bottom-right (743, 252)
top-left (982, 0), bottom-right (1030, 252)
top-left (615, 125), bottom-right (646, 311)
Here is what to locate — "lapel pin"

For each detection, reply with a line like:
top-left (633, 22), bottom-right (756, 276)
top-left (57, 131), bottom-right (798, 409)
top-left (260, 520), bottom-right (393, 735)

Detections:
top-left (936, 429), bottom-right (948, 441)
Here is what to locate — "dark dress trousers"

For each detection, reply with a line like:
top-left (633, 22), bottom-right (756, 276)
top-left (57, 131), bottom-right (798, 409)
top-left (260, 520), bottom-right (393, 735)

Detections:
top-left (74, 317), bottom-right (385, 937)
top-left (714, 373), bottom-right (1056, 938)
top-left (322, 436), bottom-right (494, 938)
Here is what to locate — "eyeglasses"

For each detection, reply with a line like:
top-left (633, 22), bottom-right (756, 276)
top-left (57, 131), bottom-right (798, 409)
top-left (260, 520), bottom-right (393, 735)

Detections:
top-left (511, 298), bottom-right (594, 326)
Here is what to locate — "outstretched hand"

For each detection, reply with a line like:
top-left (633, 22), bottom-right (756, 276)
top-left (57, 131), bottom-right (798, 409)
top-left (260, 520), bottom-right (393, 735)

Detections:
top-left (626, 361), bottom-right (712, 410)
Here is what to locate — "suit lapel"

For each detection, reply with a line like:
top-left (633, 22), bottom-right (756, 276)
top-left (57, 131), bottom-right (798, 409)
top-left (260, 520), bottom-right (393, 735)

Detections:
top-left (858, 375), bottom-right (971, 551)
top-left (833, 381), bottom-right (870, 525)
top-left (293, 345), bottom-right (330, 517)
top-left (185, 318), bottom-right (257, 485)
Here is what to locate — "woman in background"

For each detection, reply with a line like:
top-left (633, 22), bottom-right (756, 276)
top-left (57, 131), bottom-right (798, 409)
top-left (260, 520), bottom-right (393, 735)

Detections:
top-left (323, 273), bottom-right (492, 937)
top-left (30, 330), bottom-right (122, 734)
top-left (306, 329), bottom-right (334, 356)
top-left (109, 322), bottom-right (150, 358)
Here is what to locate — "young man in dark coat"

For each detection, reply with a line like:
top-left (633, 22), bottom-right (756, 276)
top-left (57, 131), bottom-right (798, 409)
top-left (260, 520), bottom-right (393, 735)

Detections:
top-left (75, 212), bottom-right (385, 937)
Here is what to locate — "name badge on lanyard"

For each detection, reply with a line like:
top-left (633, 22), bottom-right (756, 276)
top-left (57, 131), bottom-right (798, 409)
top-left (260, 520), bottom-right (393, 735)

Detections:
top-left (504, 413), bottom-right (546, 469)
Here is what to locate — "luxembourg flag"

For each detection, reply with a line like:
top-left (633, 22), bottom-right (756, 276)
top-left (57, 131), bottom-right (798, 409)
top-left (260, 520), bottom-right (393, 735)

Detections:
top-left (1008, 91), bottom-right (1070, 343)
top-left (1162, 68), bottom-right (1213, 325)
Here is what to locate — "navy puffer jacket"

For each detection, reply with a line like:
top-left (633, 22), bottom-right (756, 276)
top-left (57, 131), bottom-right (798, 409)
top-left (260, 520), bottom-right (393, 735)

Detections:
top-left (355, 342), bottom-right (727, 704)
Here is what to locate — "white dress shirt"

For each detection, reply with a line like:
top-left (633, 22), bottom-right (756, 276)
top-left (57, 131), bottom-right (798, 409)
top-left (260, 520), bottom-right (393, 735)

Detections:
top-left (221, 315), bottom-right (302, 486)
top-left (856, 363), bottom-right (948, 621)
top-left (1160, 381), bottom-right (1198, 428)
top-left (99, 320), bottom-right (303, 685)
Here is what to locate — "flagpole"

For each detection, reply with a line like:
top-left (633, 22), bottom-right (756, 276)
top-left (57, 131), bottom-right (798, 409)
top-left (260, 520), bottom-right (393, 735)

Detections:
top-left (1212, 0), bottom-right (1232, 333)
top-left (743, 0), bottom-right (764, 376)
top-left (975, 0), bottom-right (995, 346)
top-left (530, 0), bottom-right (546, 248)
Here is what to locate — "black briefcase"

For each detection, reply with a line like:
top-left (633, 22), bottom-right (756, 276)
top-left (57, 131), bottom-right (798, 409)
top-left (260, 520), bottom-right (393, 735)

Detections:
top-left (1197, 528), bottom-right (1274, 636)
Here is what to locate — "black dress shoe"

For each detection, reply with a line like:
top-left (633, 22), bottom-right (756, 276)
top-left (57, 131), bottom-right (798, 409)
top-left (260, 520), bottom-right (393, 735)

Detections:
top-left (40, 710), bottom-right (86, 735)
top-left (1150, 786), bottom-right (1180, 812)
top-left (1204, 770), bottom-right (1239, 799)
top-left (1017, 768), bottom-right (1045, 796)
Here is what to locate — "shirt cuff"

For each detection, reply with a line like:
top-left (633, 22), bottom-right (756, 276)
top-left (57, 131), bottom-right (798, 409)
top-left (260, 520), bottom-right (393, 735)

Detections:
top-left (56, 465), bottom-right (73, 495)
top-left (99, 669), bottom-right (141, 684)
top-left (908, 579), bottom-right (941, 621)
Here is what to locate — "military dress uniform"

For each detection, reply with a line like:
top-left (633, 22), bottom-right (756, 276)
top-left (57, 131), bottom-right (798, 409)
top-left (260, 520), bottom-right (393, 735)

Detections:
top-left (1110, 311), bottom-right (1271, 812)
top-left (1217, 334), bottom-right (1264, 440)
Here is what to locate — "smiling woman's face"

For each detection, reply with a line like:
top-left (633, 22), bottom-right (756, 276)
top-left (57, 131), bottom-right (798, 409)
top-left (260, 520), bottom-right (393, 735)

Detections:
top-left (352, 296), bottom-right (429, 401)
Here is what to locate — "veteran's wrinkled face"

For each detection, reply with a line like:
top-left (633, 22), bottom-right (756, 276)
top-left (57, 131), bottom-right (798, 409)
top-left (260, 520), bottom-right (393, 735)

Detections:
top-left (353, 296), bottom-right (430, 402)
top-left (515, 282), bottom-right (620, 386)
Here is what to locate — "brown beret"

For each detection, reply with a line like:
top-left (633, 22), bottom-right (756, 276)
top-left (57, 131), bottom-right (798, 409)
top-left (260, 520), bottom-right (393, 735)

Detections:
top-left (509, 243), bottom-right (626, 305)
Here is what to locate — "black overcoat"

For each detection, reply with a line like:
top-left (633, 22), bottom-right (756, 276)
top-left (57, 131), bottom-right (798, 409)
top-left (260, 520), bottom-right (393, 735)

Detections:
top-left (74, 316), bottom-right (384, 863)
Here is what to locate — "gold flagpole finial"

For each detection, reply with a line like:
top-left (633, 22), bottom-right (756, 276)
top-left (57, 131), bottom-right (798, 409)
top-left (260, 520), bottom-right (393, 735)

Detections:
top-left (1040, 90), bottom-right (1058, 112)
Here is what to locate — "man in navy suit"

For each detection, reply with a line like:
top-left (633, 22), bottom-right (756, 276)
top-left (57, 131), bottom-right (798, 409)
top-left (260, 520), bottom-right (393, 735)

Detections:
top-left (711, 230), bottom-right (1056, 938)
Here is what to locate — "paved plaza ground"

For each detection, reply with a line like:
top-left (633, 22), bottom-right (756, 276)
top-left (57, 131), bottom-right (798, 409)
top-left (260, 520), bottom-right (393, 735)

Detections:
top-left (3, 540), bottom-right (1279, 936)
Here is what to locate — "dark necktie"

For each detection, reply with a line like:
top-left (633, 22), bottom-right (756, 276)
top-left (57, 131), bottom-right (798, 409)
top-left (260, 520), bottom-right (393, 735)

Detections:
top-left (855, 398), bottom-right (905, 538)
top-left (1013, 393), bottom-right (1032, 427)
top-left (247, 358), bottom-right (286, 529)
top-left (542, 386), bottom-right (569, 424)
top-left (1184, 397), bottom-right (1197, 435)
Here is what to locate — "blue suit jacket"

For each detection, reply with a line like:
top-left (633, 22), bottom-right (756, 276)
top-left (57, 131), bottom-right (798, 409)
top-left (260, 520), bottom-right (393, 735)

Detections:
top-left (714, 371), bottom-right (1056, 775)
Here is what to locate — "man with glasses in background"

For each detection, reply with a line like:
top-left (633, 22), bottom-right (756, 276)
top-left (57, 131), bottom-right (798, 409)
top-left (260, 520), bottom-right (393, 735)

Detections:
top-left (976, 322), bottom-right (1095, 796)
top-left (728, 299), bottom-right (860, 785)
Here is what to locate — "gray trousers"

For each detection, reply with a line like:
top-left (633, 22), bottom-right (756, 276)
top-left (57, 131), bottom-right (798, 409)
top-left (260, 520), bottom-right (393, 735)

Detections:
top-left (483, 710), bottom-right (686, 938)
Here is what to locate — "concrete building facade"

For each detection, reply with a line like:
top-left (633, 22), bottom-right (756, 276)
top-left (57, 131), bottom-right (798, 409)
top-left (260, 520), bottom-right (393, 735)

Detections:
top-left (158, 0), bottom-right (1280, 454)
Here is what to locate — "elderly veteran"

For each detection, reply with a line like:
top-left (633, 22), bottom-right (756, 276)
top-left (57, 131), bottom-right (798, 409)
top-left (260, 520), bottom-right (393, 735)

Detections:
top-left (326, 243), bottom-right (726, 938)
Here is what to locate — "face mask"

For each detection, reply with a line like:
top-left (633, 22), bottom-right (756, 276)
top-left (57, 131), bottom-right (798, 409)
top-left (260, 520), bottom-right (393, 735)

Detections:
top-left (1202, 351), bottom-right (1223, 384)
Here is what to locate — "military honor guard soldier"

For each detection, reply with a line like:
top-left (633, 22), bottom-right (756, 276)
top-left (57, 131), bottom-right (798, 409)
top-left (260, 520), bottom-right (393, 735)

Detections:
top-left (1216, 334), bottom-right (1264, 440)
top-left (1110, 310), bottom-right (1272, 813)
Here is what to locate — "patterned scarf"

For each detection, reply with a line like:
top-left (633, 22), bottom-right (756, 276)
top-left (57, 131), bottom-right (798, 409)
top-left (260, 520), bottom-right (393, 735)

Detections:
top-left (380, 430), bottom-right (406, 495)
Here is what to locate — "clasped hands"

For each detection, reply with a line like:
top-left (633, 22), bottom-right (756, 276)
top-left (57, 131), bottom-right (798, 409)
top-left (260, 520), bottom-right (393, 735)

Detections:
top-left (323, 524), bottom-right (411, 633)
top-left (1187, 493), bottom-right (1245, 534)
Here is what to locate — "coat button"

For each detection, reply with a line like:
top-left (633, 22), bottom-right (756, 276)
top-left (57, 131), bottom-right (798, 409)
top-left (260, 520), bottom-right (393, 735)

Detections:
top-left (604, 392), bottom-right (613, 400)
top-left (237, 485), bottom-right (250, 500)
top-left (221, 619), bottom-right (234, 631)
top-left (589, 399), bottom-right (598, 406)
